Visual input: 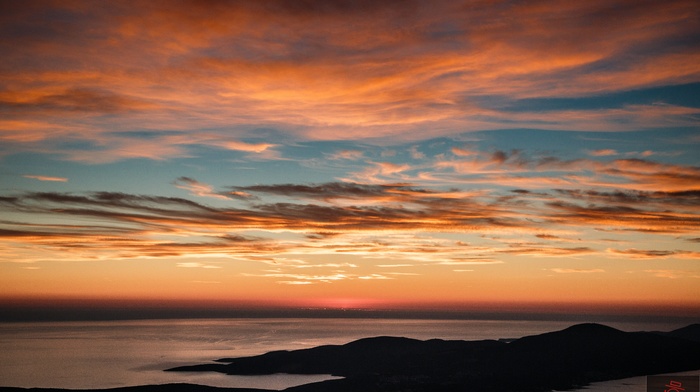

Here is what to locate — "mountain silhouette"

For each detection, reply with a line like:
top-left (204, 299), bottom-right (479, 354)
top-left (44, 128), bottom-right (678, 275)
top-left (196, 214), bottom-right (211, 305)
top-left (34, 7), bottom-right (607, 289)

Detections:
top-left (661, 323), bottom-right (700, 342)
top-left (166, 323), bottom-right (700, 392)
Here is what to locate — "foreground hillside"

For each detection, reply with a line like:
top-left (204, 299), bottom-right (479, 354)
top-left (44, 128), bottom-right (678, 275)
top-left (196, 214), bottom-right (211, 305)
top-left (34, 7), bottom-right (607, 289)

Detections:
top-left (169, 323), bottom-right (700, 392)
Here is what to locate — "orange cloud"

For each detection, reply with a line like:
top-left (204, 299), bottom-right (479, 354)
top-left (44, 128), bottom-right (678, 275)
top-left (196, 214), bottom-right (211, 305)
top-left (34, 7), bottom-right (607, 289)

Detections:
top-left (1, 0), bottom-right (698, 160)
top-left (221, 141), bottom-right (276, 153)
top-left (499, 246), bottom-right (596, 257)
top-left (172, 177), bottom-right (229, 200)
top-left (383, 149), bottom-right (700, 194)
top-left (550, 268), bottom-right (605, 274)
top-left (644, 270), bottom-right (700, 279)
top-left (23, 175), bottom-right (68, 182)
top-left (609, 248), bottom-right (700, 259)
top-left (588, 149), bottom-right (618, 157)
top-left (4, 177), bottom-right (695, 271)
top-left (176, 262), bottom-right (221, 269)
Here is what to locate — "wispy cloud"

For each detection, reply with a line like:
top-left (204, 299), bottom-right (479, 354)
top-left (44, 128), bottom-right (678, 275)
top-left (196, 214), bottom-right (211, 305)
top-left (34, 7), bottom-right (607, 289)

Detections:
top-left (1, 176), bottom-right (697, 266)
top-left (644, 270), bottom-right (700, 279)
top-left (328, 150), bottom-right (365, 160)
top-left (378, 264), bottom-right (414, 268)
top-left (173, 177), bottom-right (229, 200)
top-left (550, 268), bottom-right (605, 274)
top-left (23, 175), bottom-right (68, 182)
top-left (358, 274), bottom-right (393, 280)
top-left (246, 272), bottom-right (352, 285)
top-left (409, 146), bottom-right (426, 160)
top-left (1, 1), bottom-right (698, 162)
top-left (222, 141), bottom-right (275, 153)
top-left (608, 248), bottom-right (700, 259)
top-left (498, 246), bottom-right (595, 257)
top-left (588, 149), bottom-right (618, 157)
top-left (0, 88), bottom-right (154, 114)
top-left (436, 259), bottom-right (503, 265)
top-left (353, 147), bottom-right (700, 196)
top-left (177, 262), bottom-right (221, 269)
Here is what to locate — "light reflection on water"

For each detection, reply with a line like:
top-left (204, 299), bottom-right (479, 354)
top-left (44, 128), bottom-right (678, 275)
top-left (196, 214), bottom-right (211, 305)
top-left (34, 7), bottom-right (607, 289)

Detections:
top-left (0, 318), bottom-right (691, 390)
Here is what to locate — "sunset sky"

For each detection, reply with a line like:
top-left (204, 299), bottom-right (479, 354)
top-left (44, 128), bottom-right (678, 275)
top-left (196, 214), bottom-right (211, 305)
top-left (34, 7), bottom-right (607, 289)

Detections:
top-left (1, 0), bottom-right (699, 318)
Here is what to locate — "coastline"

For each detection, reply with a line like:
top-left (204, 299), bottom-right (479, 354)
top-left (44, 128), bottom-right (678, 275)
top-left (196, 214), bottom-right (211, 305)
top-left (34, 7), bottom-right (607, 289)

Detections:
top-left (567, 368), bottom-right (700, 392)
top-left (3, 322), bottom-right (697, 392)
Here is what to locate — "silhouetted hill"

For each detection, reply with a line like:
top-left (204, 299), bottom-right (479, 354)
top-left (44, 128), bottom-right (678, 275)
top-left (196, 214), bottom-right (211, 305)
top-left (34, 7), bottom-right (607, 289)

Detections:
top-left (663, 323), bottom-right (700, 342)
top-left (171, 336), bottom-right (505, 378)
top-left (166, 323), bottom-right (700, 392)
top-left (0, 384), bottom-right (264, 392)
top-left (499, 323), bottom-right (699, 390)
top-left (3, 324), bottom-right (698, 392)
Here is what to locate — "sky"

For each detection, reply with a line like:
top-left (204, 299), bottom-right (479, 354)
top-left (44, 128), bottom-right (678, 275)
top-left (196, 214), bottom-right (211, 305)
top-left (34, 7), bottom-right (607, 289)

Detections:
top-left (1, 0), bottom-right (699, 319)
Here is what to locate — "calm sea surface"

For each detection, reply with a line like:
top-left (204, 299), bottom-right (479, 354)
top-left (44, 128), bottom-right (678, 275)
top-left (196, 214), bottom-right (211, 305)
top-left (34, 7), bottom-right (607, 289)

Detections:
top-left (0, 318), bottom-right (693, 390)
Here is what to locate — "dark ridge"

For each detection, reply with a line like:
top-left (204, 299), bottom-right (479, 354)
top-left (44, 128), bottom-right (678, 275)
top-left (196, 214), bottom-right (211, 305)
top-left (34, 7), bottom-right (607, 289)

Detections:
top-left (0, 384), bottom-right (263, 392)
top-left (3, 324), bottom-right (699, 392)
top-left (166, 323), bottom-right (700, 392)
top-left (501, 323), bottom-right (698, 390)
top-left (172, 336), bottom-right (505, 378)
top-left (663, 323), bottom-right (700, 342)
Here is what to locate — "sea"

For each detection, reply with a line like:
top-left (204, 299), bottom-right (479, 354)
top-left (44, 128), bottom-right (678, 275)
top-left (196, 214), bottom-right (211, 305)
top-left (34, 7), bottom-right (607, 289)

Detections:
top-left (0, 317), bottom-right (696, 391)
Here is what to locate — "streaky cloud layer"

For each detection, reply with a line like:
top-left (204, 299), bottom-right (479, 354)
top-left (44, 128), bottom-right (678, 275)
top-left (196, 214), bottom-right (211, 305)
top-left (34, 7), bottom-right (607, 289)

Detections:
top-left (0, 1), bottom-right (698, 313)
top-left (1, 0), bottom-right (699, 161)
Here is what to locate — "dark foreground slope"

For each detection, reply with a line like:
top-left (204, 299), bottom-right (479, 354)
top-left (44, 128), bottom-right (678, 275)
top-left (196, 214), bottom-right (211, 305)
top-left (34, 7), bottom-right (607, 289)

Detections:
top-left (0, 385), bottom-right (265, 392)
top-left (659, 323), bottom-right (700, 342)
top-left (166, 323), bottom-right (700, 392)
top-left (2, 324), bottom-right (699, 392)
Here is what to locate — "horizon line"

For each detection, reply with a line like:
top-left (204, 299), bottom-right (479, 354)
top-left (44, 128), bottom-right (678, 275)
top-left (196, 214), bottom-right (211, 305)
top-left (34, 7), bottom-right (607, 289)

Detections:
top-left (1, 300), bottom-right (699, 323)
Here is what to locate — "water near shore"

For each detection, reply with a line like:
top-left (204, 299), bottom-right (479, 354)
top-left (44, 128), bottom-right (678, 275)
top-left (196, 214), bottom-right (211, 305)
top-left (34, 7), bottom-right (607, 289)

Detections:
top-left (0, 318), bottom-right (692, 390)
top-left (567, 369), bottom-right (700, 392)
